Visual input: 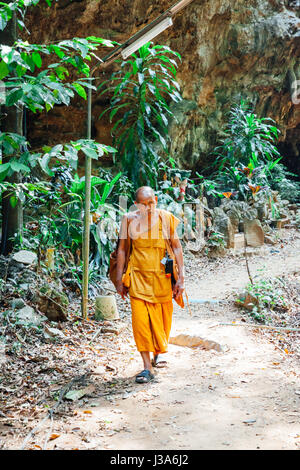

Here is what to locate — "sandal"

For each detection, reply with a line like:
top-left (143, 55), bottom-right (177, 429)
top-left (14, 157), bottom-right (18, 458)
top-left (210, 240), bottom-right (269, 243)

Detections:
top-left (135, 369), bottom-right (154, 384)
top-left (152, 354), bottom-right (167, 368)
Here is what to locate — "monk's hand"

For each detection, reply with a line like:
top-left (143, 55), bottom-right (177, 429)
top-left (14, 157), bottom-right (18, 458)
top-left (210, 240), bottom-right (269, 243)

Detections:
top-left (116, 280), bottom-right (128, 300)
top-left (173, 278), bottom-right (184, 300)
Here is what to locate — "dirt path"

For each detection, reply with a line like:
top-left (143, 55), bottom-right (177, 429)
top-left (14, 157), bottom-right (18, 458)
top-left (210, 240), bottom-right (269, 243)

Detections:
top-left (87, 230), bottom-right (299, 451)
top-left (7, 230), bottom-right (300, 451)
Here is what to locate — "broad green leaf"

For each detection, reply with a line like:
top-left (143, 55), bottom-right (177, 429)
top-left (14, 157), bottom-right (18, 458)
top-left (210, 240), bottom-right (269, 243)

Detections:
top-left (9, 195), bottom-right (18, 208)
top-left (10, 161), bottom-right (30, 173)
top-left (82, 147), bottom-right (98, 159)
top-left (0, 163), bottom-right (10, 173)
top-left (0, 15), bottom-right (8, 32)
top-left (6, 88), bottom-right (23, 106)
top-left (73, 82), bottom-right (87, 99)
top-left (16, 64), bottom-right (26, 77)
top-left (39, 153), bottom-right (54, 176)
top-left (32, 52), bottom-right (42, 68)
top-left (0, 60), bottom-right (9, 79)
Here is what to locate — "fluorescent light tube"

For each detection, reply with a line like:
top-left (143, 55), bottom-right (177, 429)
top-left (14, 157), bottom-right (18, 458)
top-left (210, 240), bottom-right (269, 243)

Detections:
top-left (121, 17), bottom-right (173, 59)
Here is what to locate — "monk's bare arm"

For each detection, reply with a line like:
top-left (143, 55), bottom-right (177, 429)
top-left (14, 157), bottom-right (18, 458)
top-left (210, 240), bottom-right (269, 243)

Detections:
top-left (171, 237), bottom-right (185, 281)
top-left (116, 237), bottom-right (126, 283)
top-left (170, 236), bottom-right (185, 299)
top-left (115, 215), bottom-right (129, 298)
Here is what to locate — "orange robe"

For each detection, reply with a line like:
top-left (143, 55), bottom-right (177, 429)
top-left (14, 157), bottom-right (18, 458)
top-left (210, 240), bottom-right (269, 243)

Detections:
top-left (122, 209), bottom-right (180, 354)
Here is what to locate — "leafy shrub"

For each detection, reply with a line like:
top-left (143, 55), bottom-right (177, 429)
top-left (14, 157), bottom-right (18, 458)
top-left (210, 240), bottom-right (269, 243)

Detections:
top-left (207, 100), bottom-right (299, 203)
top-left (238, 276), bottom-right (288, 323)
top-left (98, 42), bottom-right (182, 188)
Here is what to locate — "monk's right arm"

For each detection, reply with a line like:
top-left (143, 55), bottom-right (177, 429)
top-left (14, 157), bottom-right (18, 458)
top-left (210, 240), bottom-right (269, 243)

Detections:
top-left (116, 238), bottom-right (126, 284)
top-left (115, 216), bottom-right (128, 299)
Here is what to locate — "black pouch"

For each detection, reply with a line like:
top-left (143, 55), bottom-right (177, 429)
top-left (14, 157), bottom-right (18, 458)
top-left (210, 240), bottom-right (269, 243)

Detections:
top-left (161, 251), bottom-right (176, 287)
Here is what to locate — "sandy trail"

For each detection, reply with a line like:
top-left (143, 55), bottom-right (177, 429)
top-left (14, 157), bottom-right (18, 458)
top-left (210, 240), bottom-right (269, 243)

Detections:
top-left (6, 230), bottom-right (300, 450)
top-left (51, 230), bottom-right (300, 450)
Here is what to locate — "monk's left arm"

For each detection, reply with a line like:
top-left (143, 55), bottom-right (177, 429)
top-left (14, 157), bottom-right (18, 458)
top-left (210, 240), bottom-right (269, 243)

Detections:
top-left (171, 237), bottom-right (185, 281)
top-left (170, 237), bottom-right (184, 299)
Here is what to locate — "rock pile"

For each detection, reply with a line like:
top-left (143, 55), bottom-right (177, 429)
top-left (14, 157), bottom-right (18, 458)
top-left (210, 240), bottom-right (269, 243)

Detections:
top-left (0, 250), bottom-right (69, 325)
top-left (192, 192), bottom-right (300, 255)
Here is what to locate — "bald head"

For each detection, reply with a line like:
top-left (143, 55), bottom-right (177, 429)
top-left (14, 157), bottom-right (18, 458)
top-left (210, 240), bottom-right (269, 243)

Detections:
top-left (135, 186), bottom-right (155, 203)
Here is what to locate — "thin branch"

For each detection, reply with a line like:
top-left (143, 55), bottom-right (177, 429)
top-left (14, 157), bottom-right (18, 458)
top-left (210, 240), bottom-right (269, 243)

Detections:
top-left (243, 227), bottom-right (253, 285)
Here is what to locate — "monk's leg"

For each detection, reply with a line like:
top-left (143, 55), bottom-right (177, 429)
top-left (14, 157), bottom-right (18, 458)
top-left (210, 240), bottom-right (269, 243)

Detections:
top-left (130, 296), bottom-right (156, 353)
top-left (130, 297), bottom-right (155, 380)
top-left (140, 351), bottom-right (153, 372)
top-left (161, 299), bottom-right (174, 342)
top-left (153, 300), bottom-right (173, 367)
top-left (130, 296), bottom-right (173, 373)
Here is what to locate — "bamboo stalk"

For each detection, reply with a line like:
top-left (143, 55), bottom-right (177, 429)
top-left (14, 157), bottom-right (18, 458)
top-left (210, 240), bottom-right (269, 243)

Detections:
top-left (81, 83), bottom-right (93, 319)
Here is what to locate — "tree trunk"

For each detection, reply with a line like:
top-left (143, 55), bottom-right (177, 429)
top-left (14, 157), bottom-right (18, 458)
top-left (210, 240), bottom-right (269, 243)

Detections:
top-left (0, 3), bottom-right (23, 255)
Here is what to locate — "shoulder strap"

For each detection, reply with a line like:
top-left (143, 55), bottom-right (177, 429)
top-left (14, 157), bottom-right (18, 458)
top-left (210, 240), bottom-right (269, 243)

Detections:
top-left (158, 209), bottom-right (173, 257)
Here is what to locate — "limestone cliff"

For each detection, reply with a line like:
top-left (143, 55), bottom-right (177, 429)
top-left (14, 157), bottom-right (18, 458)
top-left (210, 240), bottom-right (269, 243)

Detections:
top-left (24, 0), bottom-right (300, 175)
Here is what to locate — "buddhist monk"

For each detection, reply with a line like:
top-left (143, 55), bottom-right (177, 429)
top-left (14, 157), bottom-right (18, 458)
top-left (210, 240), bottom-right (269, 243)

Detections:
top-left (115, 186), bottom-right (185, 383)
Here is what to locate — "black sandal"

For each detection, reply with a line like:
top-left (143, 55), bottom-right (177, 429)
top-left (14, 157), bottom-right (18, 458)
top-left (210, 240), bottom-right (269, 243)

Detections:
top-left (135, 369), bottom-right (154, 383)
top-left (152, 355), bottom-right (167, 368)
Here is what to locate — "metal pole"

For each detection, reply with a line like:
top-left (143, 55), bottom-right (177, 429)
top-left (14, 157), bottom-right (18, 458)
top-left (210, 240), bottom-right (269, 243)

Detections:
top-left (81, 81), bottom-right (92, 319)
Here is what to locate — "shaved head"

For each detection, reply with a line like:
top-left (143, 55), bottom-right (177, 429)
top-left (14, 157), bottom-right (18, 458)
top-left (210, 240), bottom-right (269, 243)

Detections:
top-left (135, 186), bottom-right (155, 202)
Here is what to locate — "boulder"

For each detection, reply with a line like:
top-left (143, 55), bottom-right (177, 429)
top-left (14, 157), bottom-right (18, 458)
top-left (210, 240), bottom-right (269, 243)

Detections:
top-left (12, 250), bottom-right (37, 265)
top-left (288, 204), bottom-right (298, 213)
top-left (226, 207), bottom-right (240, 233)
top-left (35, 285), bottom-right (68, 322)
top-left (244, 219), bottom-right (264, 247)
top-left (9, 298), bottom-right (26, 309)
top-left (269, 217), bottom-right (290, 229)
top-left (11, 306), bottom-right (47, 326)
top-left (254, 203), bottom-right (267, 221)
top-left (44, 326), bottom-right (66, 340)
top-left (264, 234), bottom-right (277, 245)
top-left (234, 233), bottom-right (245, 250)
top-left (281, 200), bottom-right (290, 206)
top-left (212, 208), bottom-right (235, 248)
top-left (243, 207), bottom-right (258, 221)
top-left (235, 293), bottom-right (259, 311)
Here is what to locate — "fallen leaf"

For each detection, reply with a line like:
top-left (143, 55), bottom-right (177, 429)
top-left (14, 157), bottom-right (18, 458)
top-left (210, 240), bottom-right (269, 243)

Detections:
top-left (65, 385), bottom-right (95, 401)
top-left (50, 434), bottom-right (60, 440)
top-left (83, 410), bottom-right (92, 414)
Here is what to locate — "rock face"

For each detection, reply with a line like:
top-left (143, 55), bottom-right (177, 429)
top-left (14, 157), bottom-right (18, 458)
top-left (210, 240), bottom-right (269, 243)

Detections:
top-left (24, 0), bottom-right (300, 174)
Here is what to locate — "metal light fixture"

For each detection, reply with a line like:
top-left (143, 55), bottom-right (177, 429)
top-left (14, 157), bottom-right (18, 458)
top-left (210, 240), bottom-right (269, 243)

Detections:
top-left (121, 17), bottom-right (173, 59)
